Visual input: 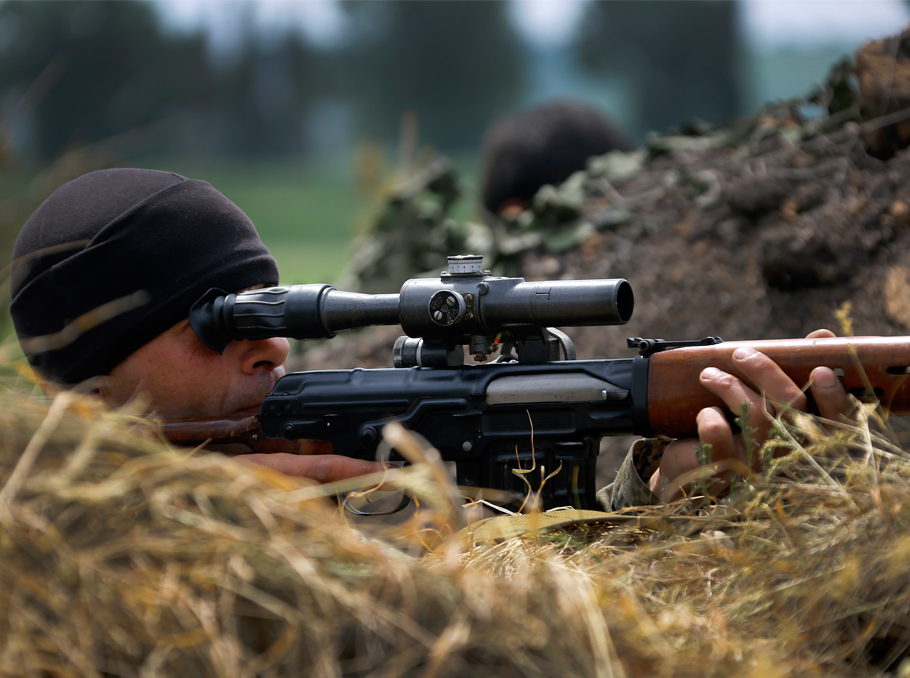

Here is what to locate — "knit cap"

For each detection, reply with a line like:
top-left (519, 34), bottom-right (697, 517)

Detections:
top-left (9, 168), bottom-right (279, 385)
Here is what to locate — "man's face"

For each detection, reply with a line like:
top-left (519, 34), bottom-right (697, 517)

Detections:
top-left (98, 317), bottom-right (290, 419)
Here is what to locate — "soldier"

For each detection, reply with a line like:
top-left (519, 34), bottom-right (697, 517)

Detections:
top-left (9, 168), bottom-right (381, 483)
top-left (480, 100), bottom-right (634, 220)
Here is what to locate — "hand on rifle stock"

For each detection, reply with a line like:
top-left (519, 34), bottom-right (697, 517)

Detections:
top-left (649, 329), bottom-right (856, 501)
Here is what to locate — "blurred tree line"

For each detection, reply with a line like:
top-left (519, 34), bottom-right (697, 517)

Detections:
top-left (576, 1), bottom-right (742, 139)
top-left (0, 0), bottom-right (745, 165)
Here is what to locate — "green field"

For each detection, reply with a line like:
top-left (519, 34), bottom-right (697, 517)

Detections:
top-left (263, 239), bottom-right (354, 286)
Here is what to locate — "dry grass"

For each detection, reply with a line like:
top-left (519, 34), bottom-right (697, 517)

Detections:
top-left (0, 370), bottom-right (909, 677)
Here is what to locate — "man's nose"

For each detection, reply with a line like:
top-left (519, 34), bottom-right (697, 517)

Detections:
top-left (239, 337), bottom-right (291, 374)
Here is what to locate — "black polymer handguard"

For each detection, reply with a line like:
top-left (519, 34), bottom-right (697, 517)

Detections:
top-left (259, 359), bottom-right (642, 511)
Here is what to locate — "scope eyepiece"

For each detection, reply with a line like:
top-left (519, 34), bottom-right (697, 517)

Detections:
top-left (189, 284), bottom-right (400, 353)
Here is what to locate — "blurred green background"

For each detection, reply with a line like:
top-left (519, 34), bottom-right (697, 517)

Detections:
top-left (0, 0), bottom-right (906, 292)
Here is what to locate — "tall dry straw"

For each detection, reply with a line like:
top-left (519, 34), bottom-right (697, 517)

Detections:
top-left (0, 374), bottom-right (909, 676)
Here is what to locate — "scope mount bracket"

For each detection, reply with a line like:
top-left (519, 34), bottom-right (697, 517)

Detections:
top-left (393, 326), bottom-right (577, 369)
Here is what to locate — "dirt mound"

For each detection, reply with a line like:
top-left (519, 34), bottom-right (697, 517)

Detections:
top-left (299, 32), bottom-right (910, 374)
top-left (543, 122), bottom-right (910, 358)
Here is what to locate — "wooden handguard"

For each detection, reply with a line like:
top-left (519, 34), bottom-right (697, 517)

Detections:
top-left (646, 336), bottom-right (910, 439)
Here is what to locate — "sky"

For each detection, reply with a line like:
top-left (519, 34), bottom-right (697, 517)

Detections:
top-left (153, 0), bottom-right (910, 54)
top-left (741, 0), bottom-right (909, 51)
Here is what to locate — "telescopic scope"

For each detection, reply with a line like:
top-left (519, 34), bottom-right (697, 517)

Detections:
top-left (189, 255), bottom-right (633, 354)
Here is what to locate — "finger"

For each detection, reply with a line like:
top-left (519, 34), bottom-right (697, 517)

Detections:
top-left (657, 408), bottom-right (737, 484)
top-left (806, 328), bottom-right (836, 339)
top-left (241, 453), bottom-right (385, 483)
top-left (809, 366), bottom-right (855, 423)
top-left (696, 405), bottom-right (756, 491)
top-left (699, 365), bottom-right (774, 438)
top-left (652, 407), bottom-right (739, 498)
top-left (696, 405), bottom-right (738, 464)
top-left (730, 347), bottom-right (808, 414)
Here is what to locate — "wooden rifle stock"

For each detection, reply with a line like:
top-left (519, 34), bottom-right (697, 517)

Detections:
top-left (646, 336), bottom-right (910, 438)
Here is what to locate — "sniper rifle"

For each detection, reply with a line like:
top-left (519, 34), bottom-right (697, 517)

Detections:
top-left (162, 255), bottom-right (910, 510)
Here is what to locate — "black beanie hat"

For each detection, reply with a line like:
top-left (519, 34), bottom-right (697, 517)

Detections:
top-left (9, 168), bottom-right (279, 385)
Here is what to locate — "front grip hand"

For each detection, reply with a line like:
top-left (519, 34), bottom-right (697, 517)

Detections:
top-left (648, 328), bottom-right (854, 500)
